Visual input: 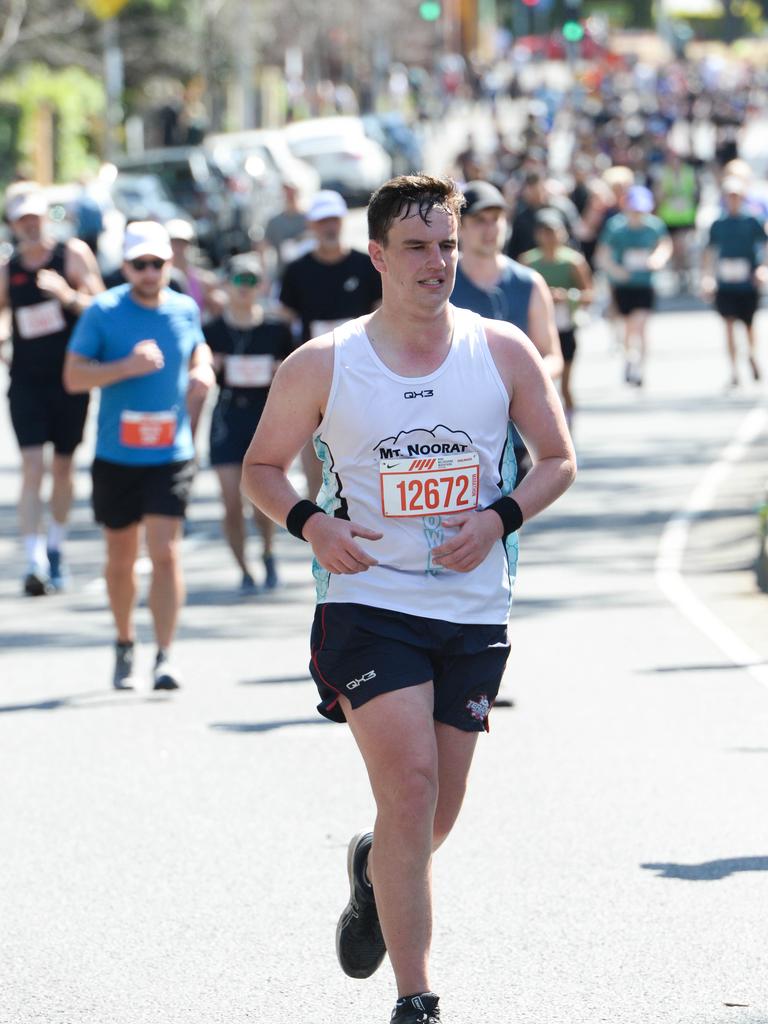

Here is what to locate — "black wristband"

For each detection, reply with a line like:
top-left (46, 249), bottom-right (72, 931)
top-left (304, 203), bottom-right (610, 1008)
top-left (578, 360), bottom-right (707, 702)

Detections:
top-left (286, 500), bottom-right (323, 541)
top-left (486, 496), bottom-right (524, 539)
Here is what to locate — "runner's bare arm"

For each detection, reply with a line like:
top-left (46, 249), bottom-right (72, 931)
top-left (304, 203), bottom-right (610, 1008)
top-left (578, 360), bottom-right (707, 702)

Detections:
top-left (0, 262), bottom-right (9, 363)
top-left (431, 322), bottom-right (575, 573)
top-left (36, 240), bottom-right (104, 317)
top-left (63, 341), bottom-right (165, 394)
top-left (187, 342), bottom-right (216, 438)
top-left (527, 271), bottom-right (564, 380)
top-left (241, 339), bottom-right (383, 575)
top-left (573, 254), bottom-right (594, 306)
top-left (648, 234), bottom-right (673, 271)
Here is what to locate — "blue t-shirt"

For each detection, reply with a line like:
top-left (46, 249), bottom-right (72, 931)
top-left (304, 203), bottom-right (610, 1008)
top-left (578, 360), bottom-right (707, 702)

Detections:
top-left (68, 285), bottom-right (204, 465)
top-left (599, 214), bottom-right (668, 287)
top-left (708, 213), bottom-right (766, 291)
top-left (451, 257), bottom-right (534, 332)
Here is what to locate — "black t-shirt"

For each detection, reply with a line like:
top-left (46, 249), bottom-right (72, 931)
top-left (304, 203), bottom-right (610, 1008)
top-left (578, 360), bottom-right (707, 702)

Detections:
top-left (8, 242), bottom-right (78, 383)
top-left (204, 315), bottom-right (293, 399)
top-left (279, 249), bottom-right (381, 343)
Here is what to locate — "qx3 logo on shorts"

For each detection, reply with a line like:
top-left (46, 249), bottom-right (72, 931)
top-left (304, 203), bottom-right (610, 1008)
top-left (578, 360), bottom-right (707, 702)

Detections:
top-left (346, 669), bottom-right (377, 691)
top-left (404, 389), bottom-right (434, 399)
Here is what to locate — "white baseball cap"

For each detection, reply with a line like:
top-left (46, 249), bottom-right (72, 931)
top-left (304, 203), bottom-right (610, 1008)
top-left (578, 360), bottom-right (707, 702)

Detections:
top-left (307, 190), bottom-right (348, 222)
top-left (722, 176), bottom-right (746, 196)
top-left (165, 218), bottom-right (196, 241)
top-left (5, 187), bottom-right (48, 222)
top-left (123, 221), bottom-right (173, 261)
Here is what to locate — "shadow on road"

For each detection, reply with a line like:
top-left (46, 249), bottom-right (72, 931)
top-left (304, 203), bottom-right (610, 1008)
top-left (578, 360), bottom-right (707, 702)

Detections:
top-left (0, 691), bottom-right (173, 713)
top-left (643, 659), bottom-right (768, 674)
top-left (209, 718), bottom-right (330, 733)
top-left (239, 674), bottom-right (311, 686)
top-left (641, 856), bottom-right (768, 880)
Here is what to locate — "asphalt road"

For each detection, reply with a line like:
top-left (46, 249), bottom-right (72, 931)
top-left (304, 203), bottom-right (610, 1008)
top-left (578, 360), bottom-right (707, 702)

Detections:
top-left (1, 306), bottom-right (767, 1024)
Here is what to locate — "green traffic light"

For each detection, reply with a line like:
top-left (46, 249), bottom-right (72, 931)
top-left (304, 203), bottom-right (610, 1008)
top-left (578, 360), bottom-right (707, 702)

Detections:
top-left (563, 19), bottom-right (585, 42)
top-left (419, 0), bottom-right (441, 19)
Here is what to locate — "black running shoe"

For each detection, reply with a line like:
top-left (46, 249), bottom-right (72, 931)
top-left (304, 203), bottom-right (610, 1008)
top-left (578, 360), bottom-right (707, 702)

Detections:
top-left (153, 651), bottom-right (181, 691)
top-left (23, 571), bottom-right (49, 597)
top-left (336, 831), bottom-right (387, 979)
top-left (391, 992), bottom-right (441, 1023)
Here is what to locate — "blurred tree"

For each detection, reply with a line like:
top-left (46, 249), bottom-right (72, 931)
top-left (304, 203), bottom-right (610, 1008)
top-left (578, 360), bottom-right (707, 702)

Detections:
top-left (0, 63), bottom-right (104, 181)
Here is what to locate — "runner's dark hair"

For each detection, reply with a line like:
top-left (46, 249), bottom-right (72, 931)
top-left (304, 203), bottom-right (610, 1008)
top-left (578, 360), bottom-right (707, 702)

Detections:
top-left (367, 175), bottom-right (465, 245)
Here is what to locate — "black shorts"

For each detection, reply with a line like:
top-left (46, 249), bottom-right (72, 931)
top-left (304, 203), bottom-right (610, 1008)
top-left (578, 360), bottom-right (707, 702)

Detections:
top-left (613, 285), bottom-right (655, 316)
top-left (558, 328), bottom-right (577, 363)
top-left (91, 458), bottom-right (196, 530)
top-left (309, 602), bottom-right (510, 732)
top-left (209, 391), bottom-right (266, 466)
top-left (715, 288), bottom-right (759, 326)
top-left (8, 379), bottom-right (89, 455)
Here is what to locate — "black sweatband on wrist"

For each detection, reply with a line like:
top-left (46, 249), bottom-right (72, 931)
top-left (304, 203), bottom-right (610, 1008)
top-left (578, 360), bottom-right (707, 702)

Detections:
top-left (286, 500), bottom-right (323, 541)
top-left (486, 496), bottom-right (524, 538)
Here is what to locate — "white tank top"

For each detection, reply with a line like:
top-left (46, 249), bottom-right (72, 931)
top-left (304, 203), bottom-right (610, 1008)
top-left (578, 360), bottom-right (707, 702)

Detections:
top-left (312, 305), bottom-right (519, 625)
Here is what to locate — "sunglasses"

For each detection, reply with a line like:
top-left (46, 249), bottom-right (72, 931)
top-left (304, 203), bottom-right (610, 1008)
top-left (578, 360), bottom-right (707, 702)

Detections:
top-left (230, 272), bottom-right (261, 287)
top-left (129, 258), bottom-right (167, 271)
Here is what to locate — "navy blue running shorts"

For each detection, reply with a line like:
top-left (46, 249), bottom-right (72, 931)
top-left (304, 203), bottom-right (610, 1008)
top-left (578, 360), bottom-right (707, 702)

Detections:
top-left (91, 457), bottom-right (196, 529)
top-left (613, 284), bottom-right (655, 316)
top-left (715, 287), bottom-right (758, 326)
top-left (209, 391), bottom-right (267, 466)
top-left (9, 379), bottom-right (89, 455)
top-left (309, 602), bottom-right (510, 732)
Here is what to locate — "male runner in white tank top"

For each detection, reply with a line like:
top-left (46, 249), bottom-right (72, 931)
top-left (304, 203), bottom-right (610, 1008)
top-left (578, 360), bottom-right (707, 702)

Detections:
top-left (242, 175), bottom-right (576, 1024)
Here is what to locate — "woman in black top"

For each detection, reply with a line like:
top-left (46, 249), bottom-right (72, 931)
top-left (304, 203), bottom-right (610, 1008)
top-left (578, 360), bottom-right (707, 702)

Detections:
top-left (204, 255), bottom-right (293, 593)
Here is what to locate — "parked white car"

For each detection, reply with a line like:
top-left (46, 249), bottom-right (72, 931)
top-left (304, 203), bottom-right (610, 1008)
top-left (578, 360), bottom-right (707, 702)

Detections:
top-left (282, 117), bottom-right (393, 206)
top-left (204, 128), bottom-right (320, 235)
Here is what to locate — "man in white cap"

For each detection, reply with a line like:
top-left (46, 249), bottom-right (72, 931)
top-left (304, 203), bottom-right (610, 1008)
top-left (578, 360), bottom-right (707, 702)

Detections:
top-left (0, 182), bottom-right (104, 595)
top-left (63, 221), bottom-right (215, 691)
top-left (279, 189), bottom-right (381, 496)
top-left (701, 176), bottom-right (766, 387)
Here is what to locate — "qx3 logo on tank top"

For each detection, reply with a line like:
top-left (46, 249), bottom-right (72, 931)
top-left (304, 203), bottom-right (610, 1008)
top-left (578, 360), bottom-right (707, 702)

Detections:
top-left (374, 425), bottom-right (479, 575)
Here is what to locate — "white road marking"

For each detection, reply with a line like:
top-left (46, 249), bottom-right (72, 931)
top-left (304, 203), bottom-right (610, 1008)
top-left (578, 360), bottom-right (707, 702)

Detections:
top-left (655, 402), bottom-right (768, 691)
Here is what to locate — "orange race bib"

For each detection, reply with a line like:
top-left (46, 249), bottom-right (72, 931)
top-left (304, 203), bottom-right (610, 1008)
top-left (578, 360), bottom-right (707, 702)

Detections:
top-left (379, 452), bottom-right (479, 518)
top-left (120, 411), bottom-right (177, 448)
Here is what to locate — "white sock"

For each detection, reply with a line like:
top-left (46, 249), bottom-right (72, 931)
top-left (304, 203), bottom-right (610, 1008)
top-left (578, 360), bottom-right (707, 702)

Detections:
top-left (47, 521), bottom-right (67, 552)
top-left (23, 535), bottom-right (46, 572)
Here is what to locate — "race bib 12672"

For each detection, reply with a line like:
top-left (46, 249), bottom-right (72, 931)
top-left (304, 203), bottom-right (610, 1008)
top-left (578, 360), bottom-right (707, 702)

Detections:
top-left (379, 452), bottom-right (479, 518)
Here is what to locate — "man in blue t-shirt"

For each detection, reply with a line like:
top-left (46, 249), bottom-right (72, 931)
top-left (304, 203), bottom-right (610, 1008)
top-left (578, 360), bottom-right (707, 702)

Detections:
top-left (702, 176), bottom-right (766, 387)
top-left (597, 185), bottom-right (672, 387)
top-left (64, 221), bottom-right (215, 692)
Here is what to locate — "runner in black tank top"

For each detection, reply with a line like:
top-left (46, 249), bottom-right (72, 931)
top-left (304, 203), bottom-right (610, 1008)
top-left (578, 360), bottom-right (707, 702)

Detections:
top-left (0, 182), bottom-right (103, 594)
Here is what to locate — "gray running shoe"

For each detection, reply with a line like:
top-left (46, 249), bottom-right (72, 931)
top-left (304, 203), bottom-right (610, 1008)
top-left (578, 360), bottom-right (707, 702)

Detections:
top-left (390, 992), bottom-right (441, 1023)
top-left (113, 642), bottom-right (136, 691)
top-left (336, 831), bottom-right (386, 979)
top-left (263, 555), bottom-right (278, 589)
top-left (153, 651), bottom-right (181, 691)
top-left (47, 549), bottom-right (67, 591)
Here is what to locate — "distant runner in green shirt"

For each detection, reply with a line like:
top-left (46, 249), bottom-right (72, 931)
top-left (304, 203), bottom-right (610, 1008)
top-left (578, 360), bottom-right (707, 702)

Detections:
top-left (521, 209), bottom-right (593, 429)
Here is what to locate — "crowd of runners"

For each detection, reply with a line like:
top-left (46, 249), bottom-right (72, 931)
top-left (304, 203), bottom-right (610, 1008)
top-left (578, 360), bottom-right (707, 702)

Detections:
top-left (1, 54), bottom-right (767, 1022)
